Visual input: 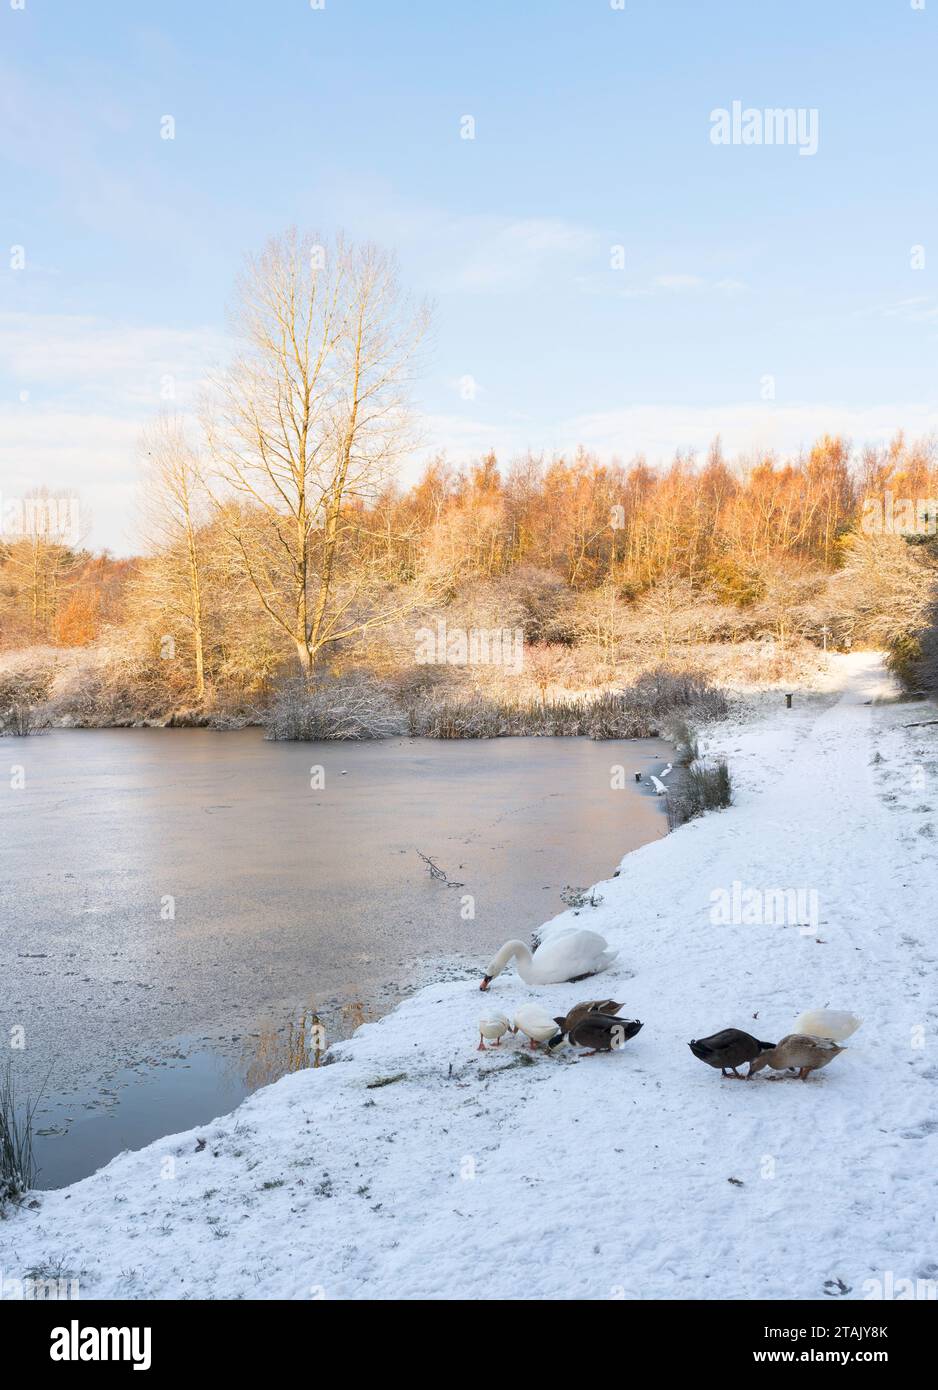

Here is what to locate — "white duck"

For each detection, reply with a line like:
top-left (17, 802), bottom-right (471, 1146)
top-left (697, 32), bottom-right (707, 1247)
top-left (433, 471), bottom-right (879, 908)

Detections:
top-left (479, 928), bottom-right (617, 990)
top-left (793, 1009), bottom-right (861, 1042)
top-left (477, 1012), bottom-right (511, 1051)
top-left (512, 1004), bottom-right (562, 1050)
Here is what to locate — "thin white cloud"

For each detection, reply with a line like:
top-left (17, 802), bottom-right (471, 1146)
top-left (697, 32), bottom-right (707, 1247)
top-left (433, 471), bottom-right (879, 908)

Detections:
top-left (309, 176), bottom-right (603, 295)
top-left (0, 404), bottom-right (143, 554)
top-left (0, 314), bottom-right (232, 554)
top-left (414, 400), bottom-right (938, 475)
top-left (426, 216), bottom-right (600, 294)
top-left (653, 273), bottom-right (706, 291)
top-left (576, 270), bottom-right (748, 299)
top-left (415, 411), bottom-right (512, 454)
top-left (561, 401), bottom-right (938, 461)
top-left (637, 273), bottom-right (748, 298)
top-left (872, 297), bottom-right (938, 324)
top-left (0, 312), bottom-right (230, 410)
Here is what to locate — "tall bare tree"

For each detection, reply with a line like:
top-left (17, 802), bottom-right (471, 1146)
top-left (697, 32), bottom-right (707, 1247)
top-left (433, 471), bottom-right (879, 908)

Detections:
top-left (205, 230), bottom-right (429, 673)
top-left (137, 417), bottom-right (208, 699)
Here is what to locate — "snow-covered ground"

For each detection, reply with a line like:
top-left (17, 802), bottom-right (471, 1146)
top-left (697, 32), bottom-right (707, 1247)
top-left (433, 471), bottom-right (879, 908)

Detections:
top-left (2, 651), bottom-right (936, 1301)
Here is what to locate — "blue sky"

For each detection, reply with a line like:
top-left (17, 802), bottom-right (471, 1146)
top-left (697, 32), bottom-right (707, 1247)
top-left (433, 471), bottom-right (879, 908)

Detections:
top-left (2, 0), bottom-right (937, 551)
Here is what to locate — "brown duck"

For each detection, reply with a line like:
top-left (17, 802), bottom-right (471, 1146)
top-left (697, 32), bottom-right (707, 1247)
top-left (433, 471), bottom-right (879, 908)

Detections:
top-left (556, 999), bottom-right (626, 1032)
top-left (747, 1033), bottom-right (845, 1081)
top-left (550, 1012), bottom-right (643, 1055)
top-left (688, 1028), bottom-right (776, 1078)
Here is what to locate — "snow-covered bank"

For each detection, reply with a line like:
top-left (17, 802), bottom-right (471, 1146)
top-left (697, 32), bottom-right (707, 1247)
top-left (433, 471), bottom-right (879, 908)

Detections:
top-left (3, 653), bottom-right (936, 1301)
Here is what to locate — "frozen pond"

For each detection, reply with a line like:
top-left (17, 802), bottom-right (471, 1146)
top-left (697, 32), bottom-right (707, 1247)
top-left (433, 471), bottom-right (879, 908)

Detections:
top-left (1, 729), bottom-right (671, 1186)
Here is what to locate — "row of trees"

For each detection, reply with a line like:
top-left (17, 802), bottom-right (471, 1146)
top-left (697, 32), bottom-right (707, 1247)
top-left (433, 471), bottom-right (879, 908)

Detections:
top-left (2, 230), bottom-right (938, 705)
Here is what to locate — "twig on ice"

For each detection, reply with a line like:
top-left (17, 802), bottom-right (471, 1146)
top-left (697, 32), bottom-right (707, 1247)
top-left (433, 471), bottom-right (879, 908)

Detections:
top-left (415, 849), bottom-right (464, 888)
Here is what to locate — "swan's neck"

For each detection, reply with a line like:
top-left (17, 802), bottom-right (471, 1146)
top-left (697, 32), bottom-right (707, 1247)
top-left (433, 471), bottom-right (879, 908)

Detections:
top-left (493, 940), bottom-right (534, 981)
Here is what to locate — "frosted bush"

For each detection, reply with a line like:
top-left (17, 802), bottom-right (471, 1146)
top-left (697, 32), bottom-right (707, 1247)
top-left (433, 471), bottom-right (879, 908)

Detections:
top-left (264, 676), bottom-right (406, 741)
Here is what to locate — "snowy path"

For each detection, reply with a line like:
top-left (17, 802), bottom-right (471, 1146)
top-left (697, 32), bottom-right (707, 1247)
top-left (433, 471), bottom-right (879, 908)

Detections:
top-left (2, 653), bottom-right (936, 1301)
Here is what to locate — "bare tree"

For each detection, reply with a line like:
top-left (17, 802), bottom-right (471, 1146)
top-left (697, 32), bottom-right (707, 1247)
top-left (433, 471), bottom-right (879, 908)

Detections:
top-left (636, 574), bottom-right (698, 660)
top-left (204, 229), bottom-right (429, 674)
top-left (137, 417), bottom-right (208, 700)
top-left (1, 487), bottom-right (86, 641)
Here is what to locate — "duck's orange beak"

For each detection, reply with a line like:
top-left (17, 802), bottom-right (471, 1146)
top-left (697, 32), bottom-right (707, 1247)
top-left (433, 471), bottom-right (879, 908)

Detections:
top-left (479, 975), bottom-right (492, 992)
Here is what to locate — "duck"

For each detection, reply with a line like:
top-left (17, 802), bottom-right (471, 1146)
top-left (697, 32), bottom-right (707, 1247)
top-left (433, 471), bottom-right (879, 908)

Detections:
top-left (793, 1009), bottom-right (861, 1042)
top-left (476, 1012), bottom-right (512, 1051)
top-left (688, 1028), bottom-right (776, 1078)
top-left (480, 929), bottom-right (617, 990)
top-left (556, 999), bottom-right (625, 1031)
top-left (553, 1013), bottom-right (643, 1056)
top-left (748, 1033), bottom-right (845, 1081)
top-left (512, 1003), bottom-right (563, 1050)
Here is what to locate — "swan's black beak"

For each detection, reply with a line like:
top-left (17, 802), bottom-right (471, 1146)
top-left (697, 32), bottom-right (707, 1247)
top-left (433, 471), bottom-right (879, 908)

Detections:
top-left (479, 976), bottom-right (492, 992)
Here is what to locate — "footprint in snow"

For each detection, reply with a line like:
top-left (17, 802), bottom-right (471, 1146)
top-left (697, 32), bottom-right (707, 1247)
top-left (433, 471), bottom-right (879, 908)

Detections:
top-left (901, 1119), bottom-right (938, 1139)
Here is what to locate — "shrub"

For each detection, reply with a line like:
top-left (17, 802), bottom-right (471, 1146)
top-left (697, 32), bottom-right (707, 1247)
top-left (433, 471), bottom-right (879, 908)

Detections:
top-left (0, 1064), bottom-right (39, 1204)
top-left (47, 647), bottom-right (187, 727)
top-left (584, 690), bottom-right (658, 738)
top-left (886, 587), bottom-right (938, 696)
top-left (409, 690), bottom-right (659, 739)
top-left (668, 759), bottom-right (733, 827)
top-left (689, 758), bottom-right (733, 811)
top-left (430, 569), bottom-right (570, 637)
top-left (406, 665), bottom-right (728, 740)
top-left (264, 675), bottom-right (406, 741)
top-left (413, 696), bottom-right (506, 739)
top-left (667, 716), bottom-right (700, 766)
top-left (0, 664), bottom-right (54, 736)
top-left (885, 630), bottom-right (925, 691)
top-left (627, 667), bottom-right (728, 721)
top-left (916, 606), bottom-right (938, 698)
top-left (832, 532), bottom-right (937, 653)
top-left (501, 567), bottom-right (578, 644)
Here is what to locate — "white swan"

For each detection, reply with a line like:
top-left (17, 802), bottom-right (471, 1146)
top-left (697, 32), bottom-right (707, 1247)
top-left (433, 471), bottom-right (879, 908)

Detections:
top-left (480, 928), bottom-right (617, 990)
top-left (793, 1009), bottom-right (861, 1042)
top-left (512, 1003), bottom-right (563, 1050)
